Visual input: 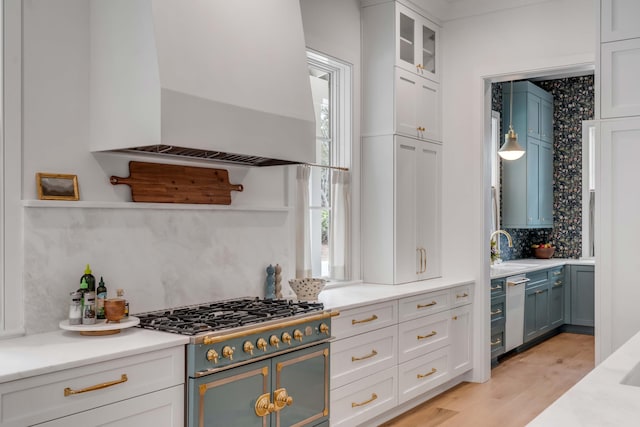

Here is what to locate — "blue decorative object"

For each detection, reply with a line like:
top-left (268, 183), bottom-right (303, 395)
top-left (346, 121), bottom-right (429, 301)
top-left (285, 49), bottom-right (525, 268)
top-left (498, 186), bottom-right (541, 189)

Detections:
top-left (265, 264), bottom-right (276, 299)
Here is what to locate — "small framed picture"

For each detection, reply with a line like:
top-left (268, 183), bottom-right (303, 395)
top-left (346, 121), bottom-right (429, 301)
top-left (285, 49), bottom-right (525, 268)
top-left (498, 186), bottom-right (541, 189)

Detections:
top-left (36, 173), bottom-right (79, 201)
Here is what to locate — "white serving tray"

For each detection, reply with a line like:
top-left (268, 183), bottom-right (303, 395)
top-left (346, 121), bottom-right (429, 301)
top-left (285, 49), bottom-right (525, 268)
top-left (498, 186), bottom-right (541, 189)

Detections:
top-left (59, 316), bottom-right (140, 335)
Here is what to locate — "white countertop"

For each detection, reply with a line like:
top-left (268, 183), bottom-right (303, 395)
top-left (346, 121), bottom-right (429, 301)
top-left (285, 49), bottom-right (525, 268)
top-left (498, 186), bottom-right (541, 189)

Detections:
top-left (319, 276), bottom-right (475, 311)
top-left (529, 330), bottom-right (640, 426)
top-left (490, 258), bottom-right (595, 279)
top-left (0, 328), bottom-right (189, 384)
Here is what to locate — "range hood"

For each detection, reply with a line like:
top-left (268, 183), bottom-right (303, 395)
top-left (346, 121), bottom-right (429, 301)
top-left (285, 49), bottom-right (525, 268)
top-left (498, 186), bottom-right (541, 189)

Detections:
top-left (89, 0), bottom-right (315, 166)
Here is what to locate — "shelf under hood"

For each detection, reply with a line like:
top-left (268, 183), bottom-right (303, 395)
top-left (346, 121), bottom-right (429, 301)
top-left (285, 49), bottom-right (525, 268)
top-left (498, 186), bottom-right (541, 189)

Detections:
top-left (89, 0), bottom-right (315, 166)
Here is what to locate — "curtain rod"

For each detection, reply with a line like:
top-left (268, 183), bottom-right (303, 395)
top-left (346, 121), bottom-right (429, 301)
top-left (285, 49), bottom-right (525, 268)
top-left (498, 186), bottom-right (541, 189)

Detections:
top-left (304, 163), bottom-right (350, 172)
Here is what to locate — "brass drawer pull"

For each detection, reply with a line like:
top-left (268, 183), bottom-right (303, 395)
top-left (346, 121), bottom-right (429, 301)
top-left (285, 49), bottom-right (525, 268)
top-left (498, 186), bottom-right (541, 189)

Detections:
top-left (554, 281), bottom-right (563, 286)
top-left (535, 290), bottom-right (545, 295)
top-left (490, 308), bottom-right (503, 315)
top-left (490, 285), bottom-right (502, 291)
top-left (417, 331), bottom-right (437, 340)
top-left (352, 314), bottom-right (378, 325)
top-left (553, 271), bottom-right (562, 276)
top-left (64, 374), bottom-right (128, 397)
top-left (352, 349), bottom-right (378, 362)
top-left (417, 301), bottom-right (437, 309)
top-left (352, 393), bottom-right (378, 408)
top-left (456, 293), bottom-right (469, 298)
top-left (417, 368), bottom-right (437, 379)
top-left (491, 338), bottom-right (502, 346)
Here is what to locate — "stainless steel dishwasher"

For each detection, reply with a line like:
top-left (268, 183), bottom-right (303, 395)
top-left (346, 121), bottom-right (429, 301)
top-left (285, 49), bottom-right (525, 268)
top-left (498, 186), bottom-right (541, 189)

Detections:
top-left (505, 274), bottom-right (530, 352)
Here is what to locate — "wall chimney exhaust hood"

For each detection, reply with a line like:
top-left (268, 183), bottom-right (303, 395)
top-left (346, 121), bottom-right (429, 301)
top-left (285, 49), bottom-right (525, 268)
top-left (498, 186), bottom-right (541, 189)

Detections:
top-left (89, 0), bottom-right (315, 166)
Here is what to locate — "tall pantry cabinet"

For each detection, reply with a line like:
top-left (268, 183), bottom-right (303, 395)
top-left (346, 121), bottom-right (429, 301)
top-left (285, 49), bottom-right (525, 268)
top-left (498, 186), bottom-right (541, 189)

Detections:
top-left (596, 0), bottom-right (640, 361)
top-left (361, 0), bottom-right (442, 284)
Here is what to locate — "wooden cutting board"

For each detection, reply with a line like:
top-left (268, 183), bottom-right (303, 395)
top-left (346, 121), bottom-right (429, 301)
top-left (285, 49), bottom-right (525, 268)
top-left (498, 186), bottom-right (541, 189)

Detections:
top-left (110, 161), bottom-right (243, 205)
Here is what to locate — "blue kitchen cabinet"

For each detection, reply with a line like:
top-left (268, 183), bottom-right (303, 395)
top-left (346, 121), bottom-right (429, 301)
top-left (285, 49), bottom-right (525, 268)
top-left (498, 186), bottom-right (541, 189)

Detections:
top-left (570, 265), bottom-right (595, 327)
top-left (549, 268), bottom-right (565, 328)
top-left (524, 267), bottom-right (565, 343)
top-left (502, 81), bottom-right (554, 228)
top-left (524, 283), bottom-right (550, 341)
top-left (490, 278), bottom-right (506, 360)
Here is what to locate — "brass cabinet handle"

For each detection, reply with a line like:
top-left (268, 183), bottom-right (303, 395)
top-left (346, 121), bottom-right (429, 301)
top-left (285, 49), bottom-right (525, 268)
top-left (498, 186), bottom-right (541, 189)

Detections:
top-left (491, 338), bottom-right (502, 346)
top-left (352, 393), bottom-right (378, 408)
top-left (535, 290), bottom-right (545, 295)
top-left (352, 349), bottom-right (378, 362)
top-left (417, 368), bottom-right (437, 379)
top-left (64, 374), bottom-right (127, 397)
top-left (352, 314), bottom-right (378, 325)
top-left (457, 293), bottom-right (469, 298)
top-left (422, 248), bottom-right (427, 272)
top-left (417, 301), bottom-right (437, 309)
top-left (554, 281), bottom-right (563, 286)
top-left (417, 331), bottom-right (437, 340)
top-left (416, 248), bottom-right (423, 274)
top-left (255, 392), bottom-right (275, 417)
top-left (490, 308), bottom-right (503, 315)
top-left (490, 285), bottom-right (502, 291)
top-left (553, 270), bottom-right (562, 276)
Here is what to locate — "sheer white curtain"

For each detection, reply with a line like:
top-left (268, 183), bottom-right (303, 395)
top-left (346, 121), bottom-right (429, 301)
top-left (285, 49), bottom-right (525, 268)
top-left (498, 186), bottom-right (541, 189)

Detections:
top-left (295, 165), bottom-right (312, 278)
top-left (329, 170), bottom-right (351, 280)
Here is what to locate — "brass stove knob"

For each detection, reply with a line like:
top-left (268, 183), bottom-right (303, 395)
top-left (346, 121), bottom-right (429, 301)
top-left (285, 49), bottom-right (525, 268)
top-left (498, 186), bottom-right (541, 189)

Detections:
top-left (281, 332), bottom-right (292, 345)
top-left (243, 341), bottom-right (255, 355)
top-left (270, 335), bottom-right (280, 348)
top-left (222, 346), bottom-right (234, 360)
top-left (206, 349), bottom-right (219, 364)
top-left (257, 338), bottom-right (268, 352)
top-left (319, 323), bottom-right (330, 336)
top-left (293, 329), bottom-right (304, 342)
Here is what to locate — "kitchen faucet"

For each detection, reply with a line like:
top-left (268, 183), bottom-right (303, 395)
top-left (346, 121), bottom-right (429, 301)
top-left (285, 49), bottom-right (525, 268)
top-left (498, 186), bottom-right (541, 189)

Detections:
top-left (490, 229), bottom-right (513, 247)
top-left (490, 229), bottom-right (513, 265)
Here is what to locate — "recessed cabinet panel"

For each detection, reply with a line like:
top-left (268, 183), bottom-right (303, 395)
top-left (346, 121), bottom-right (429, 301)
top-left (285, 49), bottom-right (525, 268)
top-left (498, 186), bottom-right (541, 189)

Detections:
top-left (396, 142), bottom-right (418, 284)
top-left (601, 38), bottom-right (640, 118)
top-left (395, 68), bottom-right (441, 142)
top-left (601, 0), bottom-right (640, 42)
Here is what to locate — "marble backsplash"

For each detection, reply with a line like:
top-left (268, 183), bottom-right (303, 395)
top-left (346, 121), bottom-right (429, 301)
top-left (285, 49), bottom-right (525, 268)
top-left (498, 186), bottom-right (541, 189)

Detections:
top-left (24, 206), bottom-right (294, 334)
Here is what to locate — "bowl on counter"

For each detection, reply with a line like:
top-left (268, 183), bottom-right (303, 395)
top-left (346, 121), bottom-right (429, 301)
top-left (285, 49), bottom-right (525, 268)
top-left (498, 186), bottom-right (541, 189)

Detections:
top-left (534, 246), bottom-right (555, 259)
top-left (288, 278), bottom-right (327, 301)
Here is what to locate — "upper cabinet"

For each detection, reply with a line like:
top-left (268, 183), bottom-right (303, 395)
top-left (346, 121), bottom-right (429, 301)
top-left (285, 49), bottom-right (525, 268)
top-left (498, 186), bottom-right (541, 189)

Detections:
top-left (362, 1), bottom-right (441, 142)
top-left (601, 0), bottom-right (640, 42)
top-left (502, 82), bottom-right (554, 228)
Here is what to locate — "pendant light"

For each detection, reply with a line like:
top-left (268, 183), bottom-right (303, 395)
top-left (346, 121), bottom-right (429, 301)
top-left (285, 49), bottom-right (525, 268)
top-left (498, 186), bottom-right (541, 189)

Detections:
top-left (498, 81), bottom-right (525, 160)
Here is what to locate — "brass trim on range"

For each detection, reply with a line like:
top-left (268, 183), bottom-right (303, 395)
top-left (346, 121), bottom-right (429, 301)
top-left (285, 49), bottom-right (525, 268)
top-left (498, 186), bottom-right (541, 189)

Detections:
top-left (199, 366), bottom-right (269, 427)
top-left (352, 349), bottom-right (378, 362)
top-left (273, 388), bottom-right (294, 411)
top-left (417, 331), bottom-right (437, 340)
top-left (417, 301), bottom-right (437, 309)
top-left (199, 311), bottom-right (334, 345)
top-left (352, 393), bottom-right (378, 408)
top-left (255, 392), bottom-right (275, 417)
top-left (417, 368), bottom-right (437, 379)
top-left (64, 374), bottom-right (127, 397)
top-left (352, 314), bottom-right (378, 325)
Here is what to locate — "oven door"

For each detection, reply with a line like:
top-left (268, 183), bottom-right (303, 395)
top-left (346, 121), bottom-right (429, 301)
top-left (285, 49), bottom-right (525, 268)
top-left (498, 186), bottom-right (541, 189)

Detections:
top-left (188, 342), bottom-right (329, 427)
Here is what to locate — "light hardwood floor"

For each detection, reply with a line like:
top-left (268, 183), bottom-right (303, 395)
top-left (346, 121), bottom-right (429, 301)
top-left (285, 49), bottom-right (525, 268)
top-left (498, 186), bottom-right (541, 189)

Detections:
top-left (380, 333), bottom-right (594, 427)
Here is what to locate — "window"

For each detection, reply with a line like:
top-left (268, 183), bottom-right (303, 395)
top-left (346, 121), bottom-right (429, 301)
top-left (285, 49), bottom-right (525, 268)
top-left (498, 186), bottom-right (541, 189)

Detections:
top-left (307, 50), bottom-right (352, 279)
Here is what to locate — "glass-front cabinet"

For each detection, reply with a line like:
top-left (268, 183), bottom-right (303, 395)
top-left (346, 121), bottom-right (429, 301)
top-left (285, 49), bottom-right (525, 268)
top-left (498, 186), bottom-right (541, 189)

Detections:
top-left (396, 2), bottom-right (439, 81)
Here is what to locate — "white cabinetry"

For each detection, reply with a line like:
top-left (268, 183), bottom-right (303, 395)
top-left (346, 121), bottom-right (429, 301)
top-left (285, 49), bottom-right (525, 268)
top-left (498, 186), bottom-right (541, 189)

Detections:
top-left (0, 347), bottom-right (184, 427)
top-left (395, 2), bottom-right (439, 80)
top-left (329, 284), bottom-right (473, 426)
top-left (362, 135), bottom-right (442, 284)
top-left (396, 68), bottom-right (441, 141)
top-left (601, 38), bottom-right (640, 118)
top-left (601, 0), bottom-right (640, 42)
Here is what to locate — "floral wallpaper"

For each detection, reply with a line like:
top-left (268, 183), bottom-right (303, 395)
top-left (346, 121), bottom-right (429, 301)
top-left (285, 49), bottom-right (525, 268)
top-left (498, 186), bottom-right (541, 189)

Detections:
top-left (491, 76), bottom-right (594, 260)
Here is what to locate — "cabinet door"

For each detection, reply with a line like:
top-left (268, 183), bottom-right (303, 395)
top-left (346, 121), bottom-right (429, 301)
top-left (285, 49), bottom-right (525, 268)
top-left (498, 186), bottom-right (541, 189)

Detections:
top-left (395, 137), bottom-right (418, 283)
top-left (601, 38), bottom-right (640, 118)
top-left (527, 93), bottom-right (541, 139)
top-left (570, 265), bottom-right (595, 327)
top-left (526, 138), bottom-right (541, 226)
top-left (601, 0), bottom-right (640, 42)
top-left (38, 386), bottom-right (184, 427)
top-left (550, 280), bottom-right (564, 328)
top-left (450, 304), bottom-right (472, 376)
top-left (396, 3), bottom-right (439, 80)
top-left (395, 69), bottom-right (420, 139)
top-left (538, 140), bottom-right (554, 226)
top-left (416, 140), bottom-right (442, 279)
top-left (541, 98), bottom-right (553, 142)
top-left (524, 284), bottom-right (550, 342)
top-left (417, 77), bottom-right (441, 142)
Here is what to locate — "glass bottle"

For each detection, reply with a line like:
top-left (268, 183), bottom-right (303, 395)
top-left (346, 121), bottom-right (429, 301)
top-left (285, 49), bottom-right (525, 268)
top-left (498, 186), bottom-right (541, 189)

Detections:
top-left (96, 277), bottom-right (107, 320)
top-left (82, 291), bottom-right (96, 325)
top-left (117, 289), bottom-right (129, 318)
top-left (68, 291), bottom-right (82, 325)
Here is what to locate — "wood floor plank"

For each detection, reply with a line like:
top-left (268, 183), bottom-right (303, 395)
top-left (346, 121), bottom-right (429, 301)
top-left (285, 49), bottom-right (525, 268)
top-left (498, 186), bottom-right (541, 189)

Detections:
top-left (380, 333), bottom-right (594, 427)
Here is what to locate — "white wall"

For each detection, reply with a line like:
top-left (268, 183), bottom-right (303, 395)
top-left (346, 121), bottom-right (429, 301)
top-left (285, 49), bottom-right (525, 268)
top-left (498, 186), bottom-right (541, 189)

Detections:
top-left (441, 0), bottom-right (595, 381)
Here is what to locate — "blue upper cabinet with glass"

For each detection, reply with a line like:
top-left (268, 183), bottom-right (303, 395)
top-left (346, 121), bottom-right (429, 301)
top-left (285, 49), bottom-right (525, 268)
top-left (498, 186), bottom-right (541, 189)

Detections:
top-left (502, 81), bottom-right (554, 229)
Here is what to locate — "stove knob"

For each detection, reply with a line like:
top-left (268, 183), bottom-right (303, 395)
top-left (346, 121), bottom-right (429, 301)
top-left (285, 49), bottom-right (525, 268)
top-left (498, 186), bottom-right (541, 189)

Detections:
top-left (269, 335), bottom-right (280, 348)
top-left (243, 341), bottom-right (255, 355)
top-left (257, 338), bottom-right (268, 352)
top-left (206, 349), bottom-right (219, 364)
top-left (222, 346), bottom-right (234, 360)
top-left (281, 332), bottom-right (292, 345)
top-left (293, 329), bottom-right (304, 342)
top-left (319, 323), bottom-right (330, 336)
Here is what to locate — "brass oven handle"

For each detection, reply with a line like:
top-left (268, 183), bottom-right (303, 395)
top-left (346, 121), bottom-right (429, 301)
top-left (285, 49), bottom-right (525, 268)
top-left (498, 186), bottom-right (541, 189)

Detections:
top-left (417, 301), bottom-right (437, 309)
top-left (352, 393), bottom-right (378, 408)
top-left (491, 308), bottom-right (503, 315)
top-left (64, 374), bottom-right (127, 397)
top-left (352, 314), bottom-right (378, 325)
top-left (352, 349), bottom-right (378, 362)
top-left (255, 392), bottom-right (275, 417)
top-left (273, 388), bottom-right (294, 411)
top-left (417, 368), bottom-right (437, 379)
top-left (417, 331), bottom-right (437, 340)
top-left (491, 338), bottom-right (502, 346)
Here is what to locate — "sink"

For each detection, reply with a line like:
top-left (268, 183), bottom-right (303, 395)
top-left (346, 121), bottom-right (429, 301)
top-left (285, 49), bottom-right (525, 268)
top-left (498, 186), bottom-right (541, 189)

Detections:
top-left (621, 361), bottom-right (640, 386)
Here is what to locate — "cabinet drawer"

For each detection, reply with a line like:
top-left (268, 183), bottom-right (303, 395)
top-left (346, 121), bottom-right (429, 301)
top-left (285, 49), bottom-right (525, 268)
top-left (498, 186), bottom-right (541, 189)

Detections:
top-left (526, 270), bottom-right (548, 288)
top-left (451, 285), bottom-right (473, 307)
top-left (0, 346), bottom-right (184, 427)
top-left (490, 296), bottom-right (506, 324)
top-left (490, 326), bottom-right (505, 358)
top-left (330, 366), bottom-right (397, 427)
top-left (331, 325), bottom-right (398, 389)
top-left (549, 267), bottom-right (564, 285)
top-left (399, 289), bottom-right (450, 322)
top-left (398, 310), bottom-right (450, 363)
top-left (398, 346), bottom-right (450, 404)
top-left (490, 278), bottom-right (506, 298)
top-left (332, 301), bottom-right (398, 340)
